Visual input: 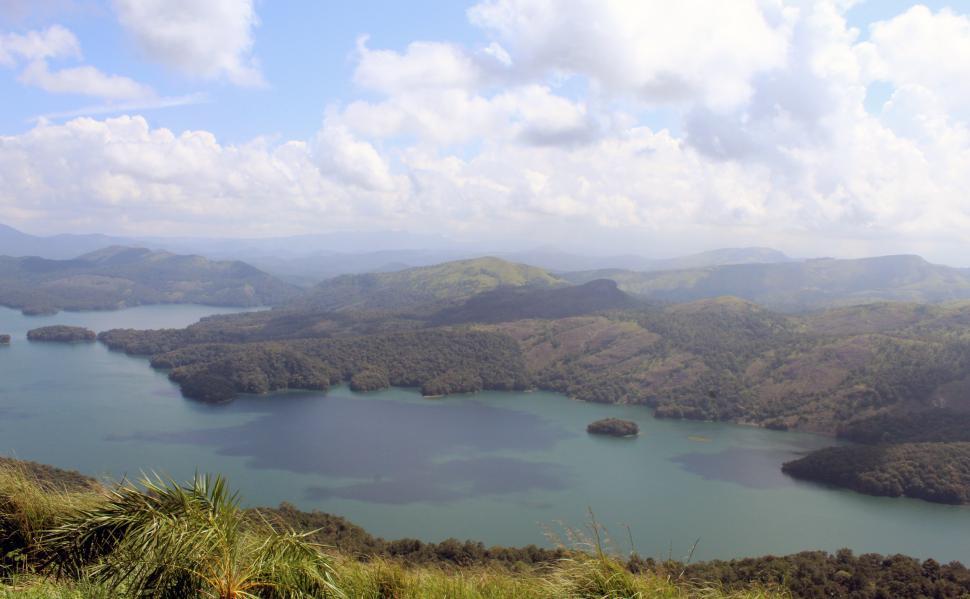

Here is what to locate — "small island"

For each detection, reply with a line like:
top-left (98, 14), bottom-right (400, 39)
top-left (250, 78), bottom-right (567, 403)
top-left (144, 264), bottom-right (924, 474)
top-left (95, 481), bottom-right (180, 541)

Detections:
top-left (26, 325), bottom-right (97, 343)
top-left (0, 334), bottom-right (10, 345)
top-left (587, 418), bottom-right (639, 437)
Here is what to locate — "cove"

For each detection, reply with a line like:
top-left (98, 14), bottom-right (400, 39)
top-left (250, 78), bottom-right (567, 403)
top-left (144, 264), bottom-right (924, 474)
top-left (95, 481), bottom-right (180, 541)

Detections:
top-left (2, 305), bottom-right (969, 563)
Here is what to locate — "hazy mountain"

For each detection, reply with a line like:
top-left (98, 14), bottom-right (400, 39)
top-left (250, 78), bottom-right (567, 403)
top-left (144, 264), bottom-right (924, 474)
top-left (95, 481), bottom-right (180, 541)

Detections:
top-left (565, 255), bottom-right (970, 311)
top-left (0, 224), bottom-right (131, 260)
top-left (291, 257), bottom-right (565, 313)
top-left (0, 246), bottom-right (300, 315)
top-left (501, 246), bottom-right (791, 273)
top-left (1, 223), bottom-right (796, 282)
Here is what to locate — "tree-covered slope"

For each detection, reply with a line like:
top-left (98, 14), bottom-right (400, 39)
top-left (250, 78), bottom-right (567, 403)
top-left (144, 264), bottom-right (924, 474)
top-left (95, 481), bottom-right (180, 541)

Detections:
top-left (291, 257), bottom-right (565, 312)
top-left (566, 255), bottom-right (970, 311)
top-left (98, 294), bottom-right (970, 434)
top-left (782, 442), bottom-right (970, 504)
top-left (0, 246), bottom-right (300, 314)
top-left (429, 278), bottom-right (638, 325)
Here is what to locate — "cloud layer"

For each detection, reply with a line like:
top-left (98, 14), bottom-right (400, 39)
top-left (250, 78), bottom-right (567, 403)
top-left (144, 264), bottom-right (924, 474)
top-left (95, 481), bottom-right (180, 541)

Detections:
top-left (1, 1), bottom-right (969, 262)
top-left (112, 0), bottom-right (263, 86)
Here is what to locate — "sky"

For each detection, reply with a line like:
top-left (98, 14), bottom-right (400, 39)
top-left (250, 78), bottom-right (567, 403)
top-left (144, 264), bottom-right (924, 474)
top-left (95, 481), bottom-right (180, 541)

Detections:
top-left (1, 0), bottom-right (969, 262)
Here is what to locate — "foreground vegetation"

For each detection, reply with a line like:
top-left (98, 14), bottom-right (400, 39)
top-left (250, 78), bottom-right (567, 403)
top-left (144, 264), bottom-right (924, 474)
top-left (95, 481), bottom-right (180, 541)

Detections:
top-left (0, 461), bottom-right (789, 598)
top-left (4, 459), bottom-right (970, 597)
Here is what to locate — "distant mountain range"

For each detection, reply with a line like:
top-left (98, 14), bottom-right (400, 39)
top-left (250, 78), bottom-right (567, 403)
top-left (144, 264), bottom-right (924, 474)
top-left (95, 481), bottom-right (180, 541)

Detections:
top-left (0, 222), bottom-right (794, 282)
top-left (566, 255), bottom-right (970, 311)
top-left (0, 246), bottom-right (299, 315)
top-left (5, 222), bottom-right (970, 314)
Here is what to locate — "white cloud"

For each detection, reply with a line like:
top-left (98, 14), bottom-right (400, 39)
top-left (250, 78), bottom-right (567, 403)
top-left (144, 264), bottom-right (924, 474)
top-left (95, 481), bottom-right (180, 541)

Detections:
top-left (354, 37), bottom-right (481, 94)
top-left (468, 0), bottom-right (794, 111)
top-left (3, 1), bottom-right (970, 263)
top-left (112, 0), bottom-right (263, 86)
top-left (866, 6), bottom-right (970, 120)
top-left (312, 121), bottom-right (396, 192)
top-left (19, 59), bottom-right (153, 100)
top-left (0, 24), bottom-right (79, 65)
top-left (1, 24), bottom-right (155, 100)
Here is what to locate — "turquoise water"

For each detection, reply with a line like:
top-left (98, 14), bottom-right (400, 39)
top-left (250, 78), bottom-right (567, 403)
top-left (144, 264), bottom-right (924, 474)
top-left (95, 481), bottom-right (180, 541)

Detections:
top-left (1, 305), bottom-right (968, 563)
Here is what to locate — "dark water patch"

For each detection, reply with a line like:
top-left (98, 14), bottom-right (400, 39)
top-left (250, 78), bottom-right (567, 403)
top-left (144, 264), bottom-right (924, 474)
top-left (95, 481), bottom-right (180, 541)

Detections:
top-left (305, 456), bottom-right (569, 504)
top-left (113, 394), bottom-right (572, 492)
top-left (671, 447), bottom-right (802, 489)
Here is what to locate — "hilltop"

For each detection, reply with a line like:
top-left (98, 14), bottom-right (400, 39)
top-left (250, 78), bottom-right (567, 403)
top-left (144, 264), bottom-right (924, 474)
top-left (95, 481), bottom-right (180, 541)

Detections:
top-left (566, 255), bottom-right (970, 311)
top-left (290, 256), bottom-right (565, 313)
top-left (0, 246), bottom-right (300, 315)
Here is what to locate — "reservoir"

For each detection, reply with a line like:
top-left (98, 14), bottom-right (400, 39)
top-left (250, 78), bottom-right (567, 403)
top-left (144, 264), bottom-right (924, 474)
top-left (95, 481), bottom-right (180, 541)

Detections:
top-left (1, 305), bottom-right (968, 563)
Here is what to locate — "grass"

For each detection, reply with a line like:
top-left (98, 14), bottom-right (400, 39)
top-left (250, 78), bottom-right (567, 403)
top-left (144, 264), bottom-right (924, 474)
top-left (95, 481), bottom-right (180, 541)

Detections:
top-left (0, 463), bottom-right (788, 598)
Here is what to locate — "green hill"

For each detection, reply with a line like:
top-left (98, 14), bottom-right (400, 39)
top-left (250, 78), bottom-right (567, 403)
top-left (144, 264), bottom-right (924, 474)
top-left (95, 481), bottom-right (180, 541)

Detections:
top-left (566, 255), bottom-right (970, 311)
top-left (429, 278), bottom-right (638, 325)
top-left (0, 246), bottom-right (300, 314)
top-left (291, 257), bottom-right (565, 312)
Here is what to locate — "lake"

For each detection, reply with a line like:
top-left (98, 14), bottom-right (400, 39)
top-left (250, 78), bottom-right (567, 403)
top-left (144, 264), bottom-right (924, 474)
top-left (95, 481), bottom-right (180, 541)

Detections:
top-left (1, 304), bottom-right (968, 563)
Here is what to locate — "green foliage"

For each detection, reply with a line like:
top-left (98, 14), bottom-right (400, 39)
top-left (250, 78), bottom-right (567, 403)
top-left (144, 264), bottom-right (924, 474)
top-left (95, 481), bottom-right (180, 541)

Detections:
top-left (839, 410), bottom-right (970, 444)
top-left (682, 549), bottom-right (970, 599)
top-left (782, 443), bottom-right (970, 504)
top-left (349, 367), bottom-right (390, 392)
top-left (586, 419), bottom-right (639, 437)
top-left (25, 326), bottom-right (95, 343)
top-left (156, 330), bottom-right (529, 401)
top-left (43, 474), bottom-right (338, 598)
top-left (430, 279), bottom-right (636, 325)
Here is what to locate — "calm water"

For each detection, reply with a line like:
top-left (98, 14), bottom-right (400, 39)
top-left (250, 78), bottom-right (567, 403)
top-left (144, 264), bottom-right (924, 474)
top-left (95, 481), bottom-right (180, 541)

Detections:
top-left (1, 304), bottom-right (968, 563)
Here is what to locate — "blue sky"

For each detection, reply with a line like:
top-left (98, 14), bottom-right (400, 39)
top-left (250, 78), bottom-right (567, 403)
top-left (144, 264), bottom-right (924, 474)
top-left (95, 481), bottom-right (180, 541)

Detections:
top-left (1, 1), bottom-right (969, 262)
top-left (1, 1), bottom-right (478, 141)
top-left (0, 0), bottom-right (952, 140)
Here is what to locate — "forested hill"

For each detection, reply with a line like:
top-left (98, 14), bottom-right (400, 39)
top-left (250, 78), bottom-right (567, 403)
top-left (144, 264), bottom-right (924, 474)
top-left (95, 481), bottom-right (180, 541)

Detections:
top-left (99, 292), bottom-right (970, 435)
top-left (565, 255), bottom-right (970, 311)
top-left (289, 256), bottom-right (566, 313)
top-left (0, 246), bottom-right (300, 314)
top-left (429, 278), bottom-right (639, 324)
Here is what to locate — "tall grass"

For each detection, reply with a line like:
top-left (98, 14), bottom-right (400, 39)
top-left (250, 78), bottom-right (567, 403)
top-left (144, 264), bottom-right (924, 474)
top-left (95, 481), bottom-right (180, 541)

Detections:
top-left (0, 462), bottom-right (787, 598)
top-left (0, 464), bottom-right (102, 574)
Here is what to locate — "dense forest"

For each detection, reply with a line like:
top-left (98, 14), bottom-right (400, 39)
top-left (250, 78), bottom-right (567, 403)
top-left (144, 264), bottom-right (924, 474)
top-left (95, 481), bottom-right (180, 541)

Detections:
top-left (128, 330), bottom-right (531, 401)
top-left (780, 409), bottom-right (970, 505)
top-left (26, 325), bottom-right (96, 342)
top-left (782, 443), bottom-right (970, 504)
top-left (99, 296), bottom-right (970, 434)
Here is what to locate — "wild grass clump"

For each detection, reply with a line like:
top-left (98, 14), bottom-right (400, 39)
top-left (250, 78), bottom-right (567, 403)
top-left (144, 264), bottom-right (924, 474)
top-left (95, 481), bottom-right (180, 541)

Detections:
top-left (43, 474), bottom-right (339, 598)
top-left (0, 464), bottom-right (102, 574)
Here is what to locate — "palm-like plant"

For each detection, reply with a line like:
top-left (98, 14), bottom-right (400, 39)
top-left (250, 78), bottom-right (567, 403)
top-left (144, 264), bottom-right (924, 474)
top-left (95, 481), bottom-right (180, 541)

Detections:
top-left (42, 474), bottom-right (340, 598)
